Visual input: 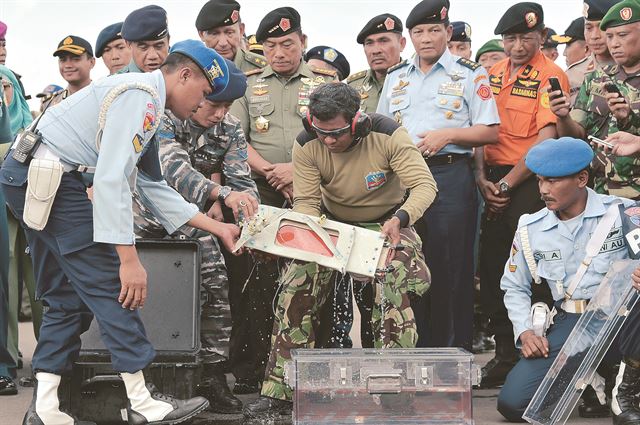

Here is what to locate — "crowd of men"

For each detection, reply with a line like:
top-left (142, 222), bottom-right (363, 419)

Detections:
top-left (1, 0), bottom-right (640, 424)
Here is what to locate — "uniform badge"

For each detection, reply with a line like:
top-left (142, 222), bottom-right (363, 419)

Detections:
top-left (132, 133), bottom-right (144, 153)
top-left (360, 91), bottom-right (369, 100)
top-left (540, 92), bottom-right (550, 109)
top-left (620, 7), bottom-right (633, 21)
top-left (255, 116), bottom-right (270, 133)
top-left (230, 9), bottom-right (240, 23)
top-left (279, 18), bottom-right (291, 31)
top-left (440, 6), bottom-right (448, 20)
top-left (299, 105), bottom-right (309, 115)
top-left (253, 88), bottom-right (268, 96)
top-left (394, 111), bottom-right (402, 125)
top-left (314, 76), bottom-right (326, 84)
top-left (393, 80), bottom-right (410, 91)
top-left (583, 2), bottom-right (589, 18)
top-left (448, 71), bottom-right (465, 82)
top-left (143, 112), bottom-right (155, 133)
top-left (323, 48), bottom-right (338, 62)
top-left (384, 17), bottom-right (395, 31)
top-left (525, 12), bottom-right (537, 28)
top-left (476, 85), bottom-right (492, 101)
top-left (438, 82), bottom-right (464, 96)
top-left (365, 171), bottom-right (386, 191)
top-left (392, 98), bottom-right (404, 105)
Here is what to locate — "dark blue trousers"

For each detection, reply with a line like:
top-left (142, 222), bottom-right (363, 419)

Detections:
top-left (413, 158), bottom-right (477, 350)
top-left (619, 297), bottom-right (640, 359)
top-left (0, 156), bottom-right (155, 374)
top-left (0, 188), bottom-right (14, 377)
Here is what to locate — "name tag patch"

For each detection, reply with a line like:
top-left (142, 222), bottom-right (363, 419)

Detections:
top-left (534, 250), bottom-right (562, 261)
top-left (365, 171), bottom-right (386, 191)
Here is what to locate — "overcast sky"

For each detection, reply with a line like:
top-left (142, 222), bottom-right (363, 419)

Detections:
top-left (1, 0), bottom-right (582, 110)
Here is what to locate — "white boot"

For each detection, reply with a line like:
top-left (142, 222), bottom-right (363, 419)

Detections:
top-left (33, 372), bottom-right (74, 425)
top-left (120, 371), bottom-right (173, 423)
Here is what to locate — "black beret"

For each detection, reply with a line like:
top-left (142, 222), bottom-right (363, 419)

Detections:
top-left (304, 46), bottom-right (350, 79)
top-left (543, 27), bottom-right (558, 48)
top-left (95, 22), bottom-right (123, 58)
top-left (494, 2), bottom-right (544, 35)
top-left (583, 0), bottom-right (623, 21)
top-left (450, 21), bottom-right (471, 42)
top-left (551, 18), bottom-right (585, 44)
top-left (255, 7), bottom-right (301, 43)
top-left (53, 35), bottom-right (94, 57)
top-left (356, 14), bottom-right (403, 44)
top-left (122, 5), bottom-right (169, 42)
top-left (406, 0), bottom-right (450, 30)
top-left (196, 0), bottom-right (241, 31)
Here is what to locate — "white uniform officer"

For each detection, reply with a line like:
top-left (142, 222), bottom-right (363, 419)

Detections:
top-left (498, 137), bottom-right (634, 421)
top-left (0, 40), bottom-right (238, 425)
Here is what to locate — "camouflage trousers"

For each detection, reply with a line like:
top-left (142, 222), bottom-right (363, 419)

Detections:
top-left (261, 226), bottom-right (431, 400)
top-left (134, 216), bottom-right (231, 361)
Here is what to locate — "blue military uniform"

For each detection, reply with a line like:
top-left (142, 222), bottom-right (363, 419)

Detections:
top-left (497, 138), bottom-right (634, 421)
top-left (0, 41), bottom-right (228, 376)
top-left (377, 46), bottom-right (500, 350)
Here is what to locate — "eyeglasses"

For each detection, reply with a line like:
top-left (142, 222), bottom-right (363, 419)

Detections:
top-left (311, 123), bottom-right (352, 138)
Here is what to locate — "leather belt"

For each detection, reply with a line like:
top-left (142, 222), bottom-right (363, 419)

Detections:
top-left (561, 299), bottom-right (589, 314)
top-left (425, 153), bottom-right (470, 167)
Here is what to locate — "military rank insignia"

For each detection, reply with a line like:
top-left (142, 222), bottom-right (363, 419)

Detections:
top-left (132, 134), bottom-right (144, 153)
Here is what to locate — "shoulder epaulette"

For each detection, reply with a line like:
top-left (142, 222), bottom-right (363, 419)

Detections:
top-left (387, 59), bottom-right (409, 74)
top-left (244, 67), bottom-right (264, 77)
top-left (346, 70), bottom-right (367, 83)
top-left (457, 57), bottom-right (481, 71)
top-left (310, 65), bottom-right (337, 77)
top-left (518, 209), bottom-right (549, 228)
top-left (245, 51), bottom-right (268, 68)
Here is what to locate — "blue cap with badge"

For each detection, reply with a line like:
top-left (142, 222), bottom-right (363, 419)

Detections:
top-left (169, 40), bottom-right (229, 95)
top-left (206, 58), bottom-right (246, 102)
top-left (122, 5), bottom-right (169, 42)
top-left (525, 137), bottom-right (594, 177)
top-left (96, 22), bottom-right (123, 58)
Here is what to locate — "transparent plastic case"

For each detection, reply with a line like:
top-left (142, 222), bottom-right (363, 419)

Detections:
top-left (286, 348), bottom-right (478, 424)
top-left (524, 259), bottom-right (640, 425)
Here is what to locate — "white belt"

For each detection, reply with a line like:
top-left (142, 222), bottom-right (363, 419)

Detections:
top-left (561, 299), bottom-right (589, 314)
top-left (32, 144), bottom-right (95, 174)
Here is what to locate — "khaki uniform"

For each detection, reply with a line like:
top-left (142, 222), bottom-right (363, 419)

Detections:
top-left (116, 59), bottom-right (143, 74)
top-left (229, 60), bottom-right (337, 206)
top-left (346, 69), bottom-right (386, 113)
top-left (566, 54), bottom-right (614, 105)
top-left (233, 49), bottom-right (267, 74)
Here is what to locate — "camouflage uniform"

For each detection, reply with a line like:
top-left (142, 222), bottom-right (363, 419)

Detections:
top-left (133, 110), bottom-right (258, 359)
top-left (571, 64), bottom-right (640, 199)
top-left (261, 225), bottom-right (430, 401)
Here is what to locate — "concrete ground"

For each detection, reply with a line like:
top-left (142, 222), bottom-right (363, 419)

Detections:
top-left (0, 322), bottom-right (612, 425)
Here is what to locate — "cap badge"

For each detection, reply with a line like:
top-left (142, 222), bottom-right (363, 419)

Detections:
top-left (525, 12), bottom-right (538, 28)
top-left (279, 18), bottom-right (291, 32)
top-left (384, 17), bottom-right (395, 31)
top-left (620, 7), bottom-right (633, 21)
top-left (63, 36), bottom-right (74, 45)
top-left (206, 59), bottom-right (225, 82)
top-left (440, 6), bottom-right (448, 20)
top-left (583, 2), bottom-right (590, 18)
top-left (465, 23), bottom-right (472, 38)
top-left (231, 10), bottom-right (240, 23)
top-left (323, 48), bottom-right (338, 62)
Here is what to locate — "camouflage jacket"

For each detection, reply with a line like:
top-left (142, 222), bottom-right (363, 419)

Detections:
top-left (571, 64), bottom-right (640, 199)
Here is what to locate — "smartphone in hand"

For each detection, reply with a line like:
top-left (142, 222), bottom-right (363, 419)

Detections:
top-left (604, 82), bottom-right (626, 103)
top-left (548, 77), bottom-right (562, 99)
top-left (587, 134), bottom-right (614, 149)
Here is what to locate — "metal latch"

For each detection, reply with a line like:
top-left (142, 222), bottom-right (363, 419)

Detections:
top-left (366, 373), bottom-right (403, 394)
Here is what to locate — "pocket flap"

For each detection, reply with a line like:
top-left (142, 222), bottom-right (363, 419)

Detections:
top-left (56, 226), bottom-right (95, 255)
top-left (0, 161), bottom-right (28, 187)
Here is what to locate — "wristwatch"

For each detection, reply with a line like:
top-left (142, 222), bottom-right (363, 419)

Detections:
top-left (217, 185), bottom-right (232, 203)
top-left (498, 179), bottom-right (510, 194)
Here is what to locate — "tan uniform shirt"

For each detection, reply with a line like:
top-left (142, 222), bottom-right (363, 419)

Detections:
top-left (566, 54), bottom-right (614, 105)
top-left (233, 49), bottom-right (268, 74)
top-left (292, 113), bottom-right (437, 225)
top-left (230, 60), bottom-right (337, 170)
top-left (346, 69), bottom-right (385, 113)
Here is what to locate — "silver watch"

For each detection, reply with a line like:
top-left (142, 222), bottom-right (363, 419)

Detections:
top-left (217, 185), bottom-right (232, 203)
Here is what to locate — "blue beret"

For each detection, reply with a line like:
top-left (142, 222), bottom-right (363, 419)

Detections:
top-left (170, 40), bottom-right (229, 95)
top-left (206, 58), bottom-right (246, 102)
top-left (525, 137), bottom-right (594, 177)
top-left (96, 22), bottom-right (123, 58)
top-left (122, 5), bottom-right (169, 42)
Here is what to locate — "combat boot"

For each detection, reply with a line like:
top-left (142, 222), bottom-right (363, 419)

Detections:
top-left (121, 371), bottom-right (209, 425)
top-left (243, 396), bottom-right (292, 419)
top-left (479, 336), bottom-right (519, 388)
top-left (578, 386), bottom-right (610, 418)
top-left (22, 373), bottom-right (95, 425)
top-left (196, 373), bottom-right (242, 413)
top-left (612, 359), bottom-right (640, 425)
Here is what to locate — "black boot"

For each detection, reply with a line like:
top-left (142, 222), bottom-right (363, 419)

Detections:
top-left (233, 378), bottom-right (260, 395)
top-left (125, 385), bottom-right (209, 425)
top-left (0, 376), bottom-right (17, 395)
top-left (243, 396), bottom-right (292, 419)
top-left (612, 359), bottom-right (640, 425)
top-left (196, 373), bottom-right (242, 414)
top-left (22, 379), bottom-right (96, 425)
top-left (479, 336), bottom-right (519, 388)
top-left (578, 386), bottom-right (610, 418)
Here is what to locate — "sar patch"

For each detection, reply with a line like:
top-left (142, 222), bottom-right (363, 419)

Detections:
top-left (143, 112), bottom-right (155, 133)
top-left (132, 133), bottom-right (144, 153)
top-left (365, 171), bottom-right (386, 191)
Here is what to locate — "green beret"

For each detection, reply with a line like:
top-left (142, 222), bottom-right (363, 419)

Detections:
top-left (475, 39), bottom-right (504, 62)
top-left (600, 0), bottom-right (640, 30)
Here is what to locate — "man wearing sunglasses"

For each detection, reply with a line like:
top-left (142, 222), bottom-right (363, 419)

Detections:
top-left (244, 82), bottom-right (437, 419)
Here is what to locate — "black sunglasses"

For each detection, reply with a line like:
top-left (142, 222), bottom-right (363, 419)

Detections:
top-left (311, 123), bottom-right (352, 138)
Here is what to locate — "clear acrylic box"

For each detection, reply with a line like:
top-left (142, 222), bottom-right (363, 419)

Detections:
top-left (285, 348), bottom-right (478, 424)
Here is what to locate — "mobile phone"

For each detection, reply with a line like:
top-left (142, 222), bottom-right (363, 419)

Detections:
top-left (548, 77), bottom-right (562, 99)
top-left (604, 83), bottom-right (626, 104)
top-left (587, 135), bottom-right (614, 149)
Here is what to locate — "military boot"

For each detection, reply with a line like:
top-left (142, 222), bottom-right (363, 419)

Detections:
top-left (243, 396), bottom-right (292, 419)
top-left (22, 373), bottom-right (96, 425)
top-left (196, 364), bottom-right (242, 414)
top-left (479, 336), bottom-right (519, 388)
top-left (612, 359), bottom-right (640, 425)
top-left (121, 371), bottom-right (209, 425)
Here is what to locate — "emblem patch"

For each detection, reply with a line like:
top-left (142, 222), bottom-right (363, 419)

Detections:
top-left (477, 85), bottom-right (492, 100)
top-left (621, 7), bottom-right (633, 21)
top-left (143, 112), bottom-right (155, 133)
top-left (365, 171), bottom-right (386, 191)
top-left (525, 12), bottom-right (537, 28)
top-left (132, 134), bottom-right (144, 153)
top-left (625, 207), bottom-right (640, 226)
top-left (279, 18), bottom-right (291, 31)
top-left (230, 9), bottom-right (239, 23)
top-left (540, 92), bottom-right (550, 109)
top-left (384, 17), bottom-right (395, 31)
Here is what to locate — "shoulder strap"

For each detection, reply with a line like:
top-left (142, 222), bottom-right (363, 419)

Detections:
top-left (565, 201), bottom-right (621, 299)
top-left (520, 225), bottom-right (542, 284)
top-left (95, 82), bottom-right (162, 151)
